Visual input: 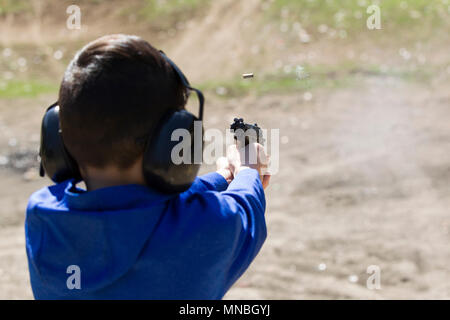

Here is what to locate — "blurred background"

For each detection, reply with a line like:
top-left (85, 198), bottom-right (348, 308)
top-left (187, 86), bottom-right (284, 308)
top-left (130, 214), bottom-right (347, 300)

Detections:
top-left (0, 0), bottom-right (449, 299)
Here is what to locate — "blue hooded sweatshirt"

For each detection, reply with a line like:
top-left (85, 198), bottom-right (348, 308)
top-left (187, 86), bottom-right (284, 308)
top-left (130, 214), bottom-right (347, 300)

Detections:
top-left (25, 169), bottom-right (266, 299)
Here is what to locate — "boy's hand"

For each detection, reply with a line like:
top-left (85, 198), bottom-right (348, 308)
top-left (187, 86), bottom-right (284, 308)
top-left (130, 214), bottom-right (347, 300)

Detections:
top-left (216, 157), bottom-right (234, 184)
top-left (226, 143), bottom-right (271, 189)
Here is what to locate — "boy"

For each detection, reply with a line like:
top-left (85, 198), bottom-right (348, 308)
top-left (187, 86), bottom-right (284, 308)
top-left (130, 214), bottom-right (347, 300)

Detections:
top-left (25, 34), bottom-right (270, 299)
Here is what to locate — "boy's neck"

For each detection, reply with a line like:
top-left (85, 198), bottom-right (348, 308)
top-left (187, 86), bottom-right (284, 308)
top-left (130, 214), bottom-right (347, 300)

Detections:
top-left (80, 158), bottom-right (146, 191)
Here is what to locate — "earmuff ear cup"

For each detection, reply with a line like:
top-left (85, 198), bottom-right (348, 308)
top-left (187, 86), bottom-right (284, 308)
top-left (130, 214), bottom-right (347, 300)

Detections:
top-left (143, 110), bottom-right (202, 193)
top-left (39, 104), bottom-right (81, 183)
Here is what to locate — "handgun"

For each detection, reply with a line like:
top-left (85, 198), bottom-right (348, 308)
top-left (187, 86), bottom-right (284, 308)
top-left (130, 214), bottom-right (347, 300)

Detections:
top-left (230, 118), bottom-right (265, 146)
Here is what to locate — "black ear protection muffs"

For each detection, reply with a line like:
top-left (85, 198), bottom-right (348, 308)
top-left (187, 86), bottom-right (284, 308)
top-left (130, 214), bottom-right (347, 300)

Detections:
top-left (39, 50), bottom-right (204, 193)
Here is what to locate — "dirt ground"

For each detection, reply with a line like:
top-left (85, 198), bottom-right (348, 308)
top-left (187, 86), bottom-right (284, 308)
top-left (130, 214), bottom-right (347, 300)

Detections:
top-left (1, 73), bottom-right (449, 299)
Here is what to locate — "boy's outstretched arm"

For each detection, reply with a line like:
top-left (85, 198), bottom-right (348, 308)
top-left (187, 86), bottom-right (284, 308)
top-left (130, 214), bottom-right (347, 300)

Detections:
top-left (178, 167), bottom-right (266, 296)
top-left (177, 143), bottom-right (270, 296)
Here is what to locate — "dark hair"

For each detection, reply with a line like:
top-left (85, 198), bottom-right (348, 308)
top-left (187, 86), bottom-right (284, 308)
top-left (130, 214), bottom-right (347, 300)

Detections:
top-left (59, 34), bottom-right (188, 169)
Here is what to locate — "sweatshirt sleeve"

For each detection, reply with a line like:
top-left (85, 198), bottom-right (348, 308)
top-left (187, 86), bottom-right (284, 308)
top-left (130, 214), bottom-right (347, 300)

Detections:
top-left (179, 168), bottom-right (267, 292)
top-left (186, 172), bottom-right (229, 193)
top-left (219, 168), bottom-right (266, 286)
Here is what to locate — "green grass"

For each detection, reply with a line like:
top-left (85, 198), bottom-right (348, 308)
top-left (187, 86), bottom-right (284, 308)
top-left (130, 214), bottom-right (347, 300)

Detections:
top-left (0, 0), bottom-right (31, 15)
top-left (199, 62), bottom-right (435, 98)
top-left (199, 69), bottom-right (350, 97)
top-left (141, 0), bottom-right (209, 17)
top-left (0, 80), bottom-right (58, 99)
top-left (0, 64), bottom-right (435, 100)
top-left (199, 75), bottom-right (345, 97)
top-left (266, 0), bottom-right (449, 35)
top-left (129, 0), bottom-right (210, 28)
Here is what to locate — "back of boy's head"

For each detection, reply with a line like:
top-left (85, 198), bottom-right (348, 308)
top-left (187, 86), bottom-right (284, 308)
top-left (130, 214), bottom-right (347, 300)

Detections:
top-left (59, 34), bottom-right (188, 170)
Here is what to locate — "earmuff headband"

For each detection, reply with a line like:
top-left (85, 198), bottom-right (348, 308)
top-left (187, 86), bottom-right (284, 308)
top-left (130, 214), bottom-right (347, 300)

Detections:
top-left (159, 51), bottom-right (204, 121)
